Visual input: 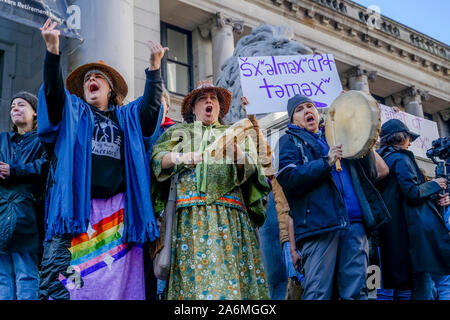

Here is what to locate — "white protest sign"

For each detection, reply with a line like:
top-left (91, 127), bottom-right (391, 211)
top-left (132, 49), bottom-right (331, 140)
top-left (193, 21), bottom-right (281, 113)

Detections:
top-left (239, 54), bottom-right (343, 114)
top-left (379, 104), bottom-right (440, 158)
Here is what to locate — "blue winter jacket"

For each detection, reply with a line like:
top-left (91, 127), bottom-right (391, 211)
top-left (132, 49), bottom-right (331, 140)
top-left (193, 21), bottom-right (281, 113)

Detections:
top-left (37, 87), bottom-right (162, 243)
top-left (277, 126), bottom-right (390, 245)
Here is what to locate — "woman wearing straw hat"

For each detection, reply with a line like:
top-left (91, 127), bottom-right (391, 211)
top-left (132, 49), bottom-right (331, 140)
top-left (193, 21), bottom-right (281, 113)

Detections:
top-left (151, 80), bottom-right (270, 299)
top-left (0, 92), bottom-right (48, 300)
top-left (37, 19), bottom-right (167, 300)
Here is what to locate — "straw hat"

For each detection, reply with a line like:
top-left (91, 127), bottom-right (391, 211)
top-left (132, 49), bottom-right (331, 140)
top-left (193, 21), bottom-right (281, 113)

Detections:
top-left (66, 60), bottom-right (128, 105)
top-left (181, 80), bottom-right (232, 123)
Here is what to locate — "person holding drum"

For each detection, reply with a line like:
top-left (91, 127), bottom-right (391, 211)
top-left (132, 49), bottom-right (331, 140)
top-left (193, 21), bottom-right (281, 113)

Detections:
top-left (376, 119), bottom-right (450, 300)
top-left (277, 94), bottom-right (390, 300)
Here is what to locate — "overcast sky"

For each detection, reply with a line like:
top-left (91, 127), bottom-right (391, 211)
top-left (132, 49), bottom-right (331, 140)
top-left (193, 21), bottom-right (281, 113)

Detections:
top-left (352, 0), bottom-right (449, 45)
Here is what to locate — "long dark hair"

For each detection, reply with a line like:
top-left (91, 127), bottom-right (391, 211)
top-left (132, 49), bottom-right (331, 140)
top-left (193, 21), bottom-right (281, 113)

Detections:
top-left (379, 131), bottom-right (410, 148)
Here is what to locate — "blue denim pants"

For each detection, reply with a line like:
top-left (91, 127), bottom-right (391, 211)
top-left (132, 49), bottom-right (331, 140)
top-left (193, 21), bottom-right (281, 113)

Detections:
top-left (0, 252), bottom-right (39, 300)
top-left (413, 273), bottom-right (450, 300)
top-left (299, 223), bottom-right (369, 300)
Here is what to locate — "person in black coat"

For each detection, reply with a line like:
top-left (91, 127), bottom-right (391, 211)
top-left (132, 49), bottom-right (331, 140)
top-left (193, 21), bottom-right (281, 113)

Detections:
top-left (0, 92), bottom-right (49, 300)
top-left (376, 119), bottom-right (450, 300)
top-left (277, 94), bottom-right (390, 300)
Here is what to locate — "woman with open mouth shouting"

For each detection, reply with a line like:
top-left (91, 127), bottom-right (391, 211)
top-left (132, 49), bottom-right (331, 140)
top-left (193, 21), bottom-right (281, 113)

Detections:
top-left (37, 18), bottom-right (167, 300)
top-left (151, 80), bottom-right (271, 300)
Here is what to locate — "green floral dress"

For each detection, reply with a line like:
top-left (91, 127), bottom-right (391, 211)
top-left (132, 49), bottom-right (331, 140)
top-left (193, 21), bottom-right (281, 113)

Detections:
top-left (151, 121), bottom-right (270, 300)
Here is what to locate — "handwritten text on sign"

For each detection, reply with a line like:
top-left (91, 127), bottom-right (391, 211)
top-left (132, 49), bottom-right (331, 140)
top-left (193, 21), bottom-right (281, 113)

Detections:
top-left (380, 104), bottom-right (439, 158)
top-left (239, 54), bottom-right (343, 114)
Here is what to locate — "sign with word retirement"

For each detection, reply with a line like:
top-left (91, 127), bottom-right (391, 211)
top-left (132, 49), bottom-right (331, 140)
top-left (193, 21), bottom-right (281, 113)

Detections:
top-left (0, 0), bottom-right (82, 40)
top-left (239, 54), bottom-right (343, 114)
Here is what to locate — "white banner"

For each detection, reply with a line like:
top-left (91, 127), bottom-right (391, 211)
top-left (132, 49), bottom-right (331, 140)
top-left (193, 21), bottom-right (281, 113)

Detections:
top-left (379, 104), bottom-right (440, 158)
top-left (239, 54), bottom-right (343, 114)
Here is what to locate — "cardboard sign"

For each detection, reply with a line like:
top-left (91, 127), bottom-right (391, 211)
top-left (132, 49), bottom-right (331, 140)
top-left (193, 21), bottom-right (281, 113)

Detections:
top-left (0, 0), bottom-right (82, 40)
top-left (239, 54), bottom-right (343, 114)
top-left (379, 104), bottom-right (440, 158)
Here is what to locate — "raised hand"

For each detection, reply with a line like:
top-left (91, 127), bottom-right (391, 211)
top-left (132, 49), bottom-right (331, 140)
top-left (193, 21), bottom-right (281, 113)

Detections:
top-left (40, 18), bottom-right (60, 55)
top-left (146, 40), bottom-right (169, 71)
top-left (240, 96), bottom-right (250, 118)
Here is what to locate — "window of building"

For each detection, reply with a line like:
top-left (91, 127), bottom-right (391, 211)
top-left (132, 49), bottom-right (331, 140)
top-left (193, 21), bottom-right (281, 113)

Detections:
top-left (160, 22), bottom-right (193, 96)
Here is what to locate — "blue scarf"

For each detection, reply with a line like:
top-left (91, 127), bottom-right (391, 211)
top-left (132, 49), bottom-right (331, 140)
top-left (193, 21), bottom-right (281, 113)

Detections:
top-left (38, 86), bottom-right (162, 243)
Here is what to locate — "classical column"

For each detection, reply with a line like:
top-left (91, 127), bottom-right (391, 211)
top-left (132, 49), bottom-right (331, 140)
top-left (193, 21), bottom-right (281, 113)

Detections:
top-left (68, 0), bottom-right (135, 101)
top-left (400, 86), bottom-right (428, 118)
top-left (433, 109), bottom-right (450, 137)
top-left (193, 24), bottom-right (214, 83)
top-left (202, 13), bottom-right (243, 83)
top-left (345, 65), bottom-right (377, 93)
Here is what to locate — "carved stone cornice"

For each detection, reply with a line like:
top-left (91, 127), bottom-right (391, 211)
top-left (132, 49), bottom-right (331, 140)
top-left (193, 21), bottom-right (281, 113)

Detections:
top-left (345, 65), bottom-right (377, 82)
top-left (261, 0), bottom-right (449, 77)
top-left (398, 86), bottom-right (430, 102)
top-left (198, 12), bottom-right (244, 39)
top-left (440, 109), bottom-right (450, 121)
top-left (215, 12), bottom-right (244, 34)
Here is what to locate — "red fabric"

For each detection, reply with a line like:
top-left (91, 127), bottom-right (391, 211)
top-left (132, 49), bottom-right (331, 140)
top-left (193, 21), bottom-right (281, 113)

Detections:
top-left (161, 117), bottom-right (175, 128)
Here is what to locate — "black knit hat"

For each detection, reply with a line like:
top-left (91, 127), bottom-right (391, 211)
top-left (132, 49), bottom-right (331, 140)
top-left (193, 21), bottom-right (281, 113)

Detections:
top-left (286, 94), bottom-right (314, 122)
top-left (10, 91), bottom-right (38, 111)
top-left (380, 119), bottom-right (419, 141)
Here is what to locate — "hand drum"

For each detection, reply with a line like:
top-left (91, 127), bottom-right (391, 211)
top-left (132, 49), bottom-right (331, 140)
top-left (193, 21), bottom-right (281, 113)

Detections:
top-left (204, 118), bottom-right (254, 161)
top-left (325, 90), bottom-right (381, 160)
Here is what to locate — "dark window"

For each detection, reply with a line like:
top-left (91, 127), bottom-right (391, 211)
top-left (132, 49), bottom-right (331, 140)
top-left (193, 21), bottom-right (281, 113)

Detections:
top-left (161, 22), bottom-right (193, 96)
top-left (372, 94), bottom-right (385, 105)
top-left (424, 112), bottom-right (433, 121)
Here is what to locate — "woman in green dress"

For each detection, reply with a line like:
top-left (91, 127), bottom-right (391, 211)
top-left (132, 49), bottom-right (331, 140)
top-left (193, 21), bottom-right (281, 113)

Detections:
top-left (151, 81), bottom-right (270, 300)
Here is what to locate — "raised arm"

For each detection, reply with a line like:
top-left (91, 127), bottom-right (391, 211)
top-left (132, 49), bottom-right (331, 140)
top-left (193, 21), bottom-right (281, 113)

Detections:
top-left (139, 41), bottom-right (169, 137)
top-left (41, 19), bottom-right (65, 126)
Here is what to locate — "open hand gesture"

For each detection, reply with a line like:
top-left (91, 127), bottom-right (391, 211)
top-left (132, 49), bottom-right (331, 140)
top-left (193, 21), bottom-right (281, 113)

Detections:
top-left (41, 18), bottom-right (60, 55)
top-left (147, 40), bottom-right (169, 71)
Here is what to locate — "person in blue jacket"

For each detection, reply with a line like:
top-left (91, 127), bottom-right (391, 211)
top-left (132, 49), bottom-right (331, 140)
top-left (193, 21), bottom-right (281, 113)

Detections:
top-left (37, 19), bottom-right (167, 300)
top-left (277, 94), bottom-right (391, 300)
top-left (376, 119), bottom-right (450, 300)
top-left (0, 92), bottom-right (49, 300)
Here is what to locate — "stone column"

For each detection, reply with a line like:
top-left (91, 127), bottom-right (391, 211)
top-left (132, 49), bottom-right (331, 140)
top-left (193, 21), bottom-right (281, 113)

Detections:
top-left (433, 109), bottom-right (450, 137)
top-left (345, 65), bottom-right (377, 93)
top-left (68, 0), bottom-right (135, 101)
top-left (200, 13), bottom-right (243, 83)
top-left (400, 86), bottom-right (428, 118)
top-left (193, 25), bottom-right (214, 83)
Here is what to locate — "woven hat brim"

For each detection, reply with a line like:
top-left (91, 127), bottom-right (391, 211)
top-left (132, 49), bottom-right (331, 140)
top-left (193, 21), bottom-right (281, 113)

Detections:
top-left (66, 62), bottom-right (128, 103)
top-left (181, 87), bottom-right (232, 122)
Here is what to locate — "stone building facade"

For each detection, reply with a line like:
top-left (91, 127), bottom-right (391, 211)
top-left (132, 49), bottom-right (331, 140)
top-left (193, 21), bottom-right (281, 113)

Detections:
top-left (0, 0), bottom-right (448, 172)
